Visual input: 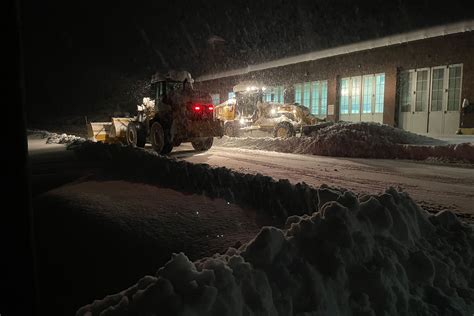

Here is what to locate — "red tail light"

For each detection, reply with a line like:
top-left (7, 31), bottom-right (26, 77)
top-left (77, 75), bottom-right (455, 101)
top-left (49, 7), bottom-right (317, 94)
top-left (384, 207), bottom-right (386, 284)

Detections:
top-left (193, 105), bottom-right (201, 111)
top-left (208, 105), bottom-right (214, 111)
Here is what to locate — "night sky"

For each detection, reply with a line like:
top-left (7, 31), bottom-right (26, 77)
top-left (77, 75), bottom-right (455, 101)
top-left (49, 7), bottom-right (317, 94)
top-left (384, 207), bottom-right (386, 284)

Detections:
top-left (21, 0), bottom-right (473, 119)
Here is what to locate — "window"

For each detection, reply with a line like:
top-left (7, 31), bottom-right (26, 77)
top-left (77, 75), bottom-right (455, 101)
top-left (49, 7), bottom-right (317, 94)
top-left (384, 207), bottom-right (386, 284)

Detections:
top-left (415, 70), bottom-right (429, 112)
top-left (351, 76), bottom-right (361, 114)
top-left (375, 74), bottom-right (385, 113)
top-left (311, 81), bottom-right (320, 115)
top-left (321, 81), bottom-right (328, 115)
top-left (399, 72), bottom-right (412, 113)
top-left (264, 86), bottom-right (284, 103)
top-left (340, 78), bottom-right (349, 114)
top-left (303, 82), bottom-right (311, 107)
top-left (264, 89), bottom-right (273, 102)
top-left (275, 86), bottom-right (284, 103)
top-left (448, 65), bottom-right (462, 111)
top-left (362, 75), bottom-right (373, 113)
top-left (294, 80), bottom-right (328, 116)
top-left (431, 68), bottom-right (444, 112)
top-left (341, 73), bottom-right (384, 116)
top-left (228, 92), bottom-right (235, 100)
top-left (294, 84), bottom-right (302, 104)
top-left (305, 80), bottom-right (328, 116)
top-left (210, 93), bottom-right (220, 105)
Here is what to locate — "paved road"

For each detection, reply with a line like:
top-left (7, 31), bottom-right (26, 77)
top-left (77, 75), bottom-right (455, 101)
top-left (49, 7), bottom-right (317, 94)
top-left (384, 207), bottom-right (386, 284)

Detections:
top-left (172, 144), bottom-right (474, 218)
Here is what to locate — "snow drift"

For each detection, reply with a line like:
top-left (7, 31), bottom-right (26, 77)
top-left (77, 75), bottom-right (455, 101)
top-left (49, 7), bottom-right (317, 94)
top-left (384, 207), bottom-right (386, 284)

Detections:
top-left (77, 187), bottom-right (474, 316)
top-left (28, 129), bottom-right (85, 144)
top-left (71, 142), bottom-right (474, 315)
top-left (215, 122), bottom-right (474, 163)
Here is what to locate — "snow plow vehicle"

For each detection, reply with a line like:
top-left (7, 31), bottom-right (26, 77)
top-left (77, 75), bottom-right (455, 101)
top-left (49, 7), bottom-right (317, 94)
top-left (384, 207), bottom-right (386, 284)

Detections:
top-left (87, 71), bottom-right (224, 154)
top-left (214, 81), bottom-right (324, 138)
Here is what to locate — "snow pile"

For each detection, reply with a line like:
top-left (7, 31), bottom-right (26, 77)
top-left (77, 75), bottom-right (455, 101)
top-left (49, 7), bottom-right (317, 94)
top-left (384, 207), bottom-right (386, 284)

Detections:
top-left (309, 122), bottom-right (443, 145)
top-left (214, 122), bottom-right (474, 162)
top-left (77, 187), bottom-right (474, 315)
top-left (46, 132), bottom-right (84, 144)
top-left (28, 129), bottom-right (85, 144)
top-left (70, 141), bottom-right (320, 224)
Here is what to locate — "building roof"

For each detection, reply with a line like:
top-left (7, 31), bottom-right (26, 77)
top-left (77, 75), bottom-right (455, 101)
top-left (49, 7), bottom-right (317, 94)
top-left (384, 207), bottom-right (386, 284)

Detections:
top-left (196, 20), bottom-right (474, 82)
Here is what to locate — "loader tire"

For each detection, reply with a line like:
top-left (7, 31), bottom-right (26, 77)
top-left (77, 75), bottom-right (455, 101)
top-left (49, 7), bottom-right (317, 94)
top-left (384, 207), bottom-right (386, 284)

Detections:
top-left (126, 122), bottom-right (146, 148)
top-left (161, 142), bottom-right (173, 155)
top-left (224, 122), bottom-right (239, 137)
top-left (273, 121), bottom-right (295, 138)
top-left (191, 137), bottom-right (213, 152)
top-left (150, 122), bottom-right (165, 153)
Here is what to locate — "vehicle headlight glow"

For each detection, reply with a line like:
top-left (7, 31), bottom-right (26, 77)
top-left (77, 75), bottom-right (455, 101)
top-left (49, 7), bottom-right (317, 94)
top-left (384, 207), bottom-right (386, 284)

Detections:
top-left (270, 108), bottom-right (276, 115)
top-left (240, 118), bottom-right (245, 125)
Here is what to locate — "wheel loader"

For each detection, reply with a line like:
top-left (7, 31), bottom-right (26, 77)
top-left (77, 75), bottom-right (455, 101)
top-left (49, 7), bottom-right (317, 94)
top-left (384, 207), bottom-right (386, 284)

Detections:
top-left (87, 71), bottom-right (224, 154)
top-left (214, 81), bottom-right (324, 138)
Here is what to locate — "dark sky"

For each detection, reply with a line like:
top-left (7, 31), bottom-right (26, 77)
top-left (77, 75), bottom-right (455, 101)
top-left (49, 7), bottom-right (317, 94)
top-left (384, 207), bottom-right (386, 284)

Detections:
top-left (21, 0), bottom-right (473, 117)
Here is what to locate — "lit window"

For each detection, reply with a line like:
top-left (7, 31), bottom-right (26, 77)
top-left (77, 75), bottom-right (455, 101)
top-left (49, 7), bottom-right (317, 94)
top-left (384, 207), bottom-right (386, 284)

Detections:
top-left (375, 74), bottom-right (385, 113)
top-left (321, 81), bottom-right (328, 115)
top-left (211, 93), bottom-right (220, 105)
top-left (340, 79), bottom-right (349, 114)
top-left (228, 92), bottom-right (235, 100)
top-left (294, 84), bottom-right (302, 104)
top-left (311, 81), bottom-right (320, 115)
top-left (351, 77), bottom-right (361, 114)
top-left (303, 82), bottom-right (311, 107)
top-left (276, 86), bottom-right (284, 103)
top-left (362, 75), bottom-right (373, 113)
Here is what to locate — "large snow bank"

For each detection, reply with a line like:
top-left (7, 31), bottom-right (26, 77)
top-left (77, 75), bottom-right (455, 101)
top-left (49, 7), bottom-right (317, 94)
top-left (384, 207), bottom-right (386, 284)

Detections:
top-left (69, 141), bottom-right (321, 225)
top-left (77, 187), bottom-right (474, 315)
top-left (28, 129), bottom-right (85, 144)
top-left (71, 141), bottom-right (474, 315)
top-left (214, 122), bottom-right (474, 163)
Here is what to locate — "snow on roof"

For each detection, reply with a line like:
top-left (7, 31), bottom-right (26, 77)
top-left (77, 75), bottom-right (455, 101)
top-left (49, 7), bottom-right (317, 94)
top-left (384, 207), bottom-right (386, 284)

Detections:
top-left (196, 20), bottom-right (474, 82)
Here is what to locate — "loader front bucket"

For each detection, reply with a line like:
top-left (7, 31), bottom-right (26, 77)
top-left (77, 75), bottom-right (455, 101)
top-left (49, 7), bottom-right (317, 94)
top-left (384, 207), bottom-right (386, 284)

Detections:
top-left (86, 122), bottom-right (113, 142)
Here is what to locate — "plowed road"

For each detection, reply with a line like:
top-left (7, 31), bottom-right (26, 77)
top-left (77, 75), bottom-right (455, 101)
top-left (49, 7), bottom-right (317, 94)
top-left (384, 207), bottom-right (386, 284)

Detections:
top-left (28, 137), bottom-right (474, 219)
top-left (172, 144), bottom-right (474, 219)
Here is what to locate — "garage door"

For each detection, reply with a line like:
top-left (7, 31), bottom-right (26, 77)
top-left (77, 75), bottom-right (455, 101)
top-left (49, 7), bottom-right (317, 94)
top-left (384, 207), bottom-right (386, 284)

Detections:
top-left (398, 64), bottom-right (463, 135)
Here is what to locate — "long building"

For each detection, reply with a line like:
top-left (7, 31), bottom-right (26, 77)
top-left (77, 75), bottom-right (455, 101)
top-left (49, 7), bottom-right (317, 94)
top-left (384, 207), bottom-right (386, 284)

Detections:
top-left (195, 20), bottom-right (474, 135)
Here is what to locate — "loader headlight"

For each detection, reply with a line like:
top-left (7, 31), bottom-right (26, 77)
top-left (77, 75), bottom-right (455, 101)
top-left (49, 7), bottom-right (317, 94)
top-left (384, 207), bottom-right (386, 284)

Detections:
top-left (240, 118), bottom-right (245, 125)
top-left (270, 108), bottom-right (276, 115)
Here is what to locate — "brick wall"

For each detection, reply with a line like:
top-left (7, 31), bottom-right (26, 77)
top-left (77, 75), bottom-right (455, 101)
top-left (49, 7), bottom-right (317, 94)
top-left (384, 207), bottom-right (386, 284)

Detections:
top-left (196, 32), bottom-right (474, 127)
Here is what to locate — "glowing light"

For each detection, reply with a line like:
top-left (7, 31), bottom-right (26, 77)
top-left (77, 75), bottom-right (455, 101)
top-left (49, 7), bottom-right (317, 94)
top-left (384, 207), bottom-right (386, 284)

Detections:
top-left (208, 105), bottom-right (214, 111)
top-left (262, 86), bottom-right (266, 91)
top-left (240, 118), bottom-right (245, 125)
top-left (270, 108), bottom-right (276, 115)
top-left (193, 105), bottom-right (201, 111)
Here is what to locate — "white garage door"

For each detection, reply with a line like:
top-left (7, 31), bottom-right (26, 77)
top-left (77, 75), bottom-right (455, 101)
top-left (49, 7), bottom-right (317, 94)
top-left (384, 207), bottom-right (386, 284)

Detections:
top-left (398, 64), bottom-right (462, 135)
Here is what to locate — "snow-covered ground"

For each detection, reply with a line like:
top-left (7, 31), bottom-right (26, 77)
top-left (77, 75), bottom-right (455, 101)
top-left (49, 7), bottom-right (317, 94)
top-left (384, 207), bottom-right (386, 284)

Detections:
top-left (27, 134), bottom-right (474, 315)
top-left (178, 145), bottom-right (474, 221)
top-left (79, 190), bottom-right (474, 315)
top-left (34, 180), bottom-right (262, 315)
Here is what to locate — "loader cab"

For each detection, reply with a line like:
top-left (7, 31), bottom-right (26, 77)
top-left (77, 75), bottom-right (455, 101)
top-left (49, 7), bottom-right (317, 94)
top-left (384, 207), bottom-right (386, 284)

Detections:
top-left (235, 88), bottom-right (264, 119)
top-left (153, 80), bottom-right (183, 100)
